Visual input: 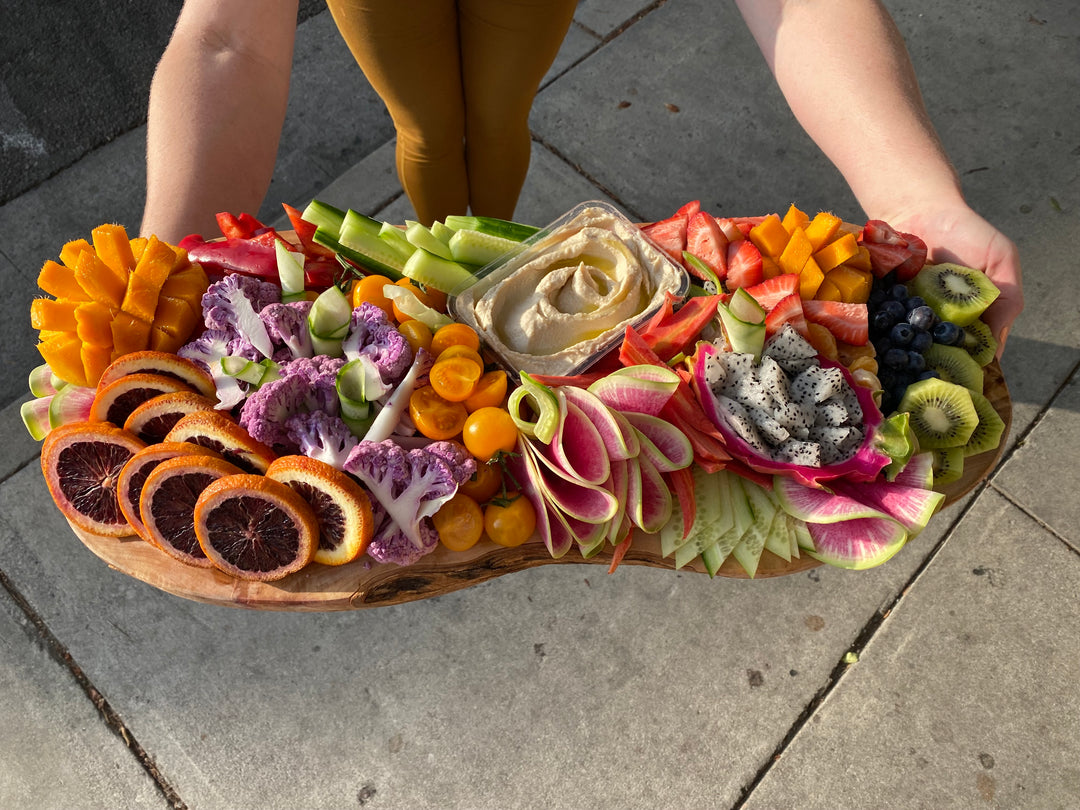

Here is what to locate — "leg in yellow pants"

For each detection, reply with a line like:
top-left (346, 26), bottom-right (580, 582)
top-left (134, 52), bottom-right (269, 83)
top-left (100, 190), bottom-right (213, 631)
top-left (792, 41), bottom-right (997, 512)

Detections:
top-left (325, 0), bottom-right (578, 224)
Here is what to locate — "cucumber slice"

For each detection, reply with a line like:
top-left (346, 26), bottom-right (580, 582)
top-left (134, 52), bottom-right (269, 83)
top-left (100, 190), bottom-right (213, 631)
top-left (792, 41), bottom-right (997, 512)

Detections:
top-left (317, 226), bottom-right (405, 279)
top-left (682, 251), bottom-right (721, 295)
top-left (275, 239), bottom-right (307, 303)
top-left (728, 287), bottom-right (766, 323)
top-left (448, 229), bottom-right (522, 267)
top-left (442, 215), bottom-right (539, 242)
top-left (219, 356), bottom-right (279, 387)
top-left (718, 292), bottom-right (766, 358)
top-left (301, 199), bottom-right (346, 233)
top-left (405, 221), bottom-right (454, 261)
top-left (402, 248), bottom-right (476, 295)
top-left (336, 358), bottom-right (388, 434)
top-left (430, 220), bottom-right (456, 245)
top-left (378, 222), bottom-right (417, 262)
top-left (729, 477), bottom-right (768, 578)
top-left (308, 285), bottom-right (353, 357)
top-left (341, 209), bottom-right (382, 239)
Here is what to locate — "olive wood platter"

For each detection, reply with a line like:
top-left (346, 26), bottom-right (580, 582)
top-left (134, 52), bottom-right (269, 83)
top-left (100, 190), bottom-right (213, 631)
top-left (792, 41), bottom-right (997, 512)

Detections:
top-left (66, 362), bottom-right (1011, 611)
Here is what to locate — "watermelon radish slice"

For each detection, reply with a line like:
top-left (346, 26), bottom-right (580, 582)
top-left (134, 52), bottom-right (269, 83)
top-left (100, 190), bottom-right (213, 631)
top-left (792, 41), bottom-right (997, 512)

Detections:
top-left (830, 478), bottom-right (944, 534)
top-left (546, 395), bottom-right (610, 485)
top-left (587, 364), bottom-right (680, 415)
top-left (529, 444), bottom-right (619, 524)
top-left (805, 516), bottom-right (908, 570)
top-left (508, 441), bottom-right (572, 558)
top-left (620, 411), bottom-right (694, 473)
top-left (21, 395), bottom-right (54, 440)
top-left (560, 386), bottom-right (638, 461)
top-left (773, 475), bottom-right (890, 524)
top-left (892, 451), bottom-right (935, 490)
top-left (625, 455), bottom-right (672, 534)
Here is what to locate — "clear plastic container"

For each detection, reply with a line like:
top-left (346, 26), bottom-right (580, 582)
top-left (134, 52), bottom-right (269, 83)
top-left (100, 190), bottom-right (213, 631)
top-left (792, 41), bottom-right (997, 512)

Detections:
top-left (449, 201), bottom-right (690, 379)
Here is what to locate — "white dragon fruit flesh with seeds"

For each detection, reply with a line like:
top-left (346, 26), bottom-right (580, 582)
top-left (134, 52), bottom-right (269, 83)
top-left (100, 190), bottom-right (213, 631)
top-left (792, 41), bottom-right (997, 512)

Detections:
top-left (692, 334), bottom-right (891, 488)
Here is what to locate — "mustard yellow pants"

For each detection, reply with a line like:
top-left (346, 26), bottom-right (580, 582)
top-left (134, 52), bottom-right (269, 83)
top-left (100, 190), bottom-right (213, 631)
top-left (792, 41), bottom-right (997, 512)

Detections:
top-left (325, 0), bottom-right (578, 225)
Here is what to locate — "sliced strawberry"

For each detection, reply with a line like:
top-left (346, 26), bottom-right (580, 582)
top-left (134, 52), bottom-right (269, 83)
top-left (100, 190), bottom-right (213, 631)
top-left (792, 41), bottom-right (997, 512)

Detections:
top-left (641, 216), bottom-right (688, 263)
top-left (724, 239), bottom-right (764, 291)
top-left (675, 200), bottom-right (702, 219)
top-left (685, 211), bottom-right (729, 279)
top-left (742, 273), bottom-right (799, 311)
top-left (764, 292), bottom-right (810, 339)
top-left (802, 299), bottom-right (870, 345)
top-left (714, 217), bottom-right (747, 241)
top-left (861, 219), bottom-right (907, 246)
top-left (893, 231), bottom-right (928, 281)
top-left (862, 242), bottom-right (911, 277)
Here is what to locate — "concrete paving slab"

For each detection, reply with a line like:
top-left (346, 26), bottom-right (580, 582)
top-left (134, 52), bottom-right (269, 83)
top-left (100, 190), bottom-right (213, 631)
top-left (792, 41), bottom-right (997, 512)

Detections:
top-left (0, 253), bottom-right (44, 409)
top-left (1, 459), bottom-right (963, 810)
top-left (573, 0), bottom-right (662, 39)
top-left (0, 590), bottom-right (166, 809)
top-left (740, 488), bottom-right (1080, 809)
top-left (993, 371), bottom-right (1080, 550)
top-left (0, 397), bottom-right (44, 482)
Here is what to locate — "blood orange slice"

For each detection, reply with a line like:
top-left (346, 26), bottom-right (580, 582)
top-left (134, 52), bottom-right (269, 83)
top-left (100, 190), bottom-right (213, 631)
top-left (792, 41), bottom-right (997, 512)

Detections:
top-left (265, 455), bottom-right (374, 566)
top-left (194, 474), bottom-right (319, 581)
top-left (117, 442), bottom-right (222, 544)
top-left (140, 455), bottom-right (245, 567)
top-left (164, 410), bottom-right (277, 474)
top-left (123, 391), bottom-right (219, 444)
top-left (41, 422), bottom-right (147, 536)
top-left (90, 372), bottom-right (194, 427)
top-left (97, 350), bottom-right (216, 399)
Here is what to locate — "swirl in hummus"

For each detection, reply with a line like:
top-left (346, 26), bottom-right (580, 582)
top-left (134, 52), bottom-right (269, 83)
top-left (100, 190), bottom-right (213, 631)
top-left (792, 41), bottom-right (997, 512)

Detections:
top-left (459, 206), bottom-right (686, 376)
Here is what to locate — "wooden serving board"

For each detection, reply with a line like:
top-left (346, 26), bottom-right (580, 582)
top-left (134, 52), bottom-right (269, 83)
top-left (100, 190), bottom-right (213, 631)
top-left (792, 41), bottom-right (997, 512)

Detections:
top-left (66, 362), bottom-right (1011, 611)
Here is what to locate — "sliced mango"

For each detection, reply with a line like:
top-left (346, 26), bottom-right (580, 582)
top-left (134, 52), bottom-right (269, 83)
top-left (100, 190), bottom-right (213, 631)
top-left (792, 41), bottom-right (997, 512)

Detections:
top-left (826, 265), bottom-right (873, 304)
top-left (749, 214), bottom-right (790, 258)
top-left (153, 295), bottom-right (201, 340)
top-left (91, 224), bottom-right (136, 279)
top-left (30, 298), bottom-right (79, 332)
top-left (38, 260), bottom-right (91, 301)
top-left (778, 227), bottom-right (814, 275)
top-left (804, 211), bottom-right (843, 251)
top-left (814, 276), bottom-right (844, 302)
top-left (74, 250), bottom-right (126, 309)
top-left (149, 324), bottom-right (186, 354)
top-left (37, 332), bottom-right (89, 388)
top-left (781, 204), bottom-right (809, 234)
top-left (74, 301), bottom-right (117, 348)
top-left (799, 257), bottom-right (825, 300)
top-left (59, 239), bottom-right (93, 270)
top-left (80, 343), bottom-right (113, 386)
top-left (110, 311), bottom-right (152, 358)
top-left (812, 231), bottom-right (859, 273)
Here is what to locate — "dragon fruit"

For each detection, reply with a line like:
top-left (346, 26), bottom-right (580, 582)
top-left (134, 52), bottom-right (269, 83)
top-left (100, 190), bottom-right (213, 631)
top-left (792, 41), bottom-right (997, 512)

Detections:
top-left (762, 325), bottom-right (817, 374)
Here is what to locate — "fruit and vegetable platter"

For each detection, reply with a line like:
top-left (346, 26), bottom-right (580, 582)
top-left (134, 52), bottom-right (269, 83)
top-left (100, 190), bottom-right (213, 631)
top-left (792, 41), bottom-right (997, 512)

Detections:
top-left (23, 198), bottom-right (1010, 610)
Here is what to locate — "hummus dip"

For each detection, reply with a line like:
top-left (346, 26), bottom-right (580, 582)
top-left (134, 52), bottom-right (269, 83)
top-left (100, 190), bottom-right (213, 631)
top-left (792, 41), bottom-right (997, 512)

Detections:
top-left (458, 205), bottom-right (686, 376)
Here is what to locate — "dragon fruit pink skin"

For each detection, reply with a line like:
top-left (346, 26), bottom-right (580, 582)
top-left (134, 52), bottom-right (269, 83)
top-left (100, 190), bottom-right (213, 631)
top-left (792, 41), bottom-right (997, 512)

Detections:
top-left (692, 342), bottom-right (891, 488)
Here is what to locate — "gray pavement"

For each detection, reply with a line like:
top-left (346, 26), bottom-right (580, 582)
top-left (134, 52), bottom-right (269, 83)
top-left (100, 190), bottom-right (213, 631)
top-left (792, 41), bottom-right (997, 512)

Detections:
top-left (1, 1), bottom-right (1078, 808)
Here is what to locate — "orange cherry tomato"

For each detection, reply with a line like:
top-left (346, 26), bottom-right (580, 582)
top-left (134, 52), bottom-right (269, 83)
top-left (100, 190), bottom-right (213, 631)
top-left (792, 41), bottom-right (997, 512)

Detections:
top-left (396, 319), bottom-right (433, 354)
top-left (462, 407), bottom-right (519, 462)
top-left (409, 385), bottom-right (468, 440)
top-left (392, 278), bottom-right (447, 322)
top-left (351, 274), bottom-right (395, 317)
top-left (436, 344), bottom-right (485, 367)
top-left (484, 494), bottom-right (536, 548)
top-left (464, 370), bottom-right (508, 412)
top-left (458, 460), bottom-right (504, 503)
top-left (429, 356), bottom-right (483, 402)
top-left (433, 492), bottom-right (485, 552)
top-left (430, 322), bottom-right (481, 357)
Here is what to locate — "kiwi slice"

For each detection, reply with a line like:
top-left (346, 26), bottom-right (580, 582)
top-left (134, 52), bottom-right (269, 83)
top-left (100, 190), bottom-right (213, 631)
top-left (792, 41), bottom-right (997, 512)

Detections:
top-left (897, 377), bottom-right (979, 450)
top-left (924, 343), bottom-right (985, 392)
top-left (931, 446), bottom-right (965, 486)
top-left (911, 263), bottom-right (1000, 327)
top-left (963, 389), bottom-right (1006, 457)
top-left (961, 320), bottom-right (997, 367)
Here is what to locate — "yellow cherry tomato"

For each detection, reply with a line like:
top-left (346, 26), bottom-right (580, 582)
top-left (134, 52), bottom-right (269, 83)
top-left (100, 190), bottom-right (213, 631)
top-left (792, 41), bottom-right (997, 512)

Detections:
top-left (396, 319), bottom-right (434, 354)
top-left (462, 407), bottom-right (518, 462)
top-left (464, 370), bottom-right (508, 412)
top-left (433, 492), bottom-right (485, 552)
top-left (351, 274), bottom-right (395, 317)
top-left (484, 494), bottom-right (536, 547)
top-left (458, 460), bottom-right (504, 504)
top-left (431, 322), bottom-right (481, 357)
top-left (429, 356), bottom-right (483, 402)
top-left (409, 385), bottom-right (468, 441)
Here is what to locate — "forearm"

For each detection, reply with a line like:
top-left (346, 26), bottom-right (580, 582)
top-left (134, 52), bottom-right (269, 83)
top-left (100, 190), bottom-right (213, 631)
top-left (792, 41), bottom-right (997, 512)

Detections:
top-left (735, 0), bottom-right (963, 221)
top-left (141, 0), bottom-right (299, 244)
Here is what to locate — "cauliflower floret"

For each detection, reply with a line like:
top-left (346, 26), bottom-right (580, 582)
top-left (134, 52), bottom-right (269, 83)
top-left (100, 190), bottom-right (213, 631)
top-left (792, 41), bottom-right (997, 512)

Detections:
top-left (284, 410), bottom-right (358, 470)
top-left (342, 302), bottom-right (413, 384)
top-left (261, 300), bottom-right (314, 362)
top-left (201, 274), bottom-right (281, 332)
top-left (344, 439), bottom-right (476, 565)
top-left (238, 355), bottom-right (346, 453)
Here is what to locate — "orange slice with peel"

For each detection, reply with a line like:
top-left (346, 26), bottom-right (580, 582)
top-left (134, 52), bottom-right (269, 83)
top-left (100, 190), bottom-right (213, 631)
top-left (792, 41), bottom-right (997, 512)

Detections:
top-left (139, 455), bottom-right (245, 568)
top-left (90, 372), bottom-right (194, 427)
top-left (164, 410), bottom-right (277, 474)
top-left (117, 441), bottom-right (222, 545)
top-left (265, 455), bottom-right (374, 566)
top-left (41, 421), bottom-right (147, 536)
top-left (123, 390), bottom-right (219, 444)
top-left (97, 350), bottom-right (216, 399)
top-left (194, 474), bottom-right (319, 581)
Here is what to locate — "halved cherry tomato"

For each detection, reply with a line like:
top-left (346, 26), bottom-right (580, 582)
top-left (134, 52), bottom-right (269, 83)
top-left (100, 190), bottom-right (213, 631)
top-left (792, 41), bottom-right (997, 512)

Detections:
top-left (429, 356), bottom-right (483, 402)
top-left (409, 385), bottom-right (468, 440)
top-left (462, 407), bottom-right (518, 462)
top-left (484, 494), bottom-right (536, 547)
top-left (392, 278), bottom-right (447, 322)
top-left (433, 492), bottom-right (485, 552)
top-left (458, 460), bottom-right (504, 503)
top-left (431, 322), bottom-right (480, 357)
top-left (396, 319), bottom-right (433, 354)
top-left (352, 274), bottom-right (395, 317)
top-left (464, 370), bottom-right (508, 412)
top-left (436, 344), bottom-right (485, 368)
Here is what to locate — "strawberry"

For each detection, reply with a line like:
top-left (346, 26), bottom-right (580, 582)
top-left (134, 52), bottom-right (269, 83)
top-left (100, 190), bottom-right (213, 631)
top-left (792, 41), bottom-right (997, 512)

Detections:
top-left (764, 292), bottom-right (810, 339)
top-left (802, 299), bottom-right (869, 345)
top-left (685, 210), bottom-right (729, 279)
top-left (724, 238), bottom-right (764, 291)
top-left (641, 216), bottom-right (688, 263)
top-left (892, 231), bottom-right (927, 281)
top-left (742, 273), bottom-right (799, 310)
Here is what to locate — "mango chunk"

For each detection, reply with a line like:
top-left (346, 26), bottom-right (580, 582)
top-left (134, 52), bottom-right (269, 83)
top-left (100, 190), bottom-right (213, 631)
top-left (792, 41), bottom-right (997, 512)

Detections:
top-left (778, 227), bottom-right (814, 275)
top-left (59, 239), bottom-right (93, 270)
top-left (814, 276), bottom-right (844, 302)
top-left (812, 231), bottom-right (860, 273)
top-left (91, 224), bottom-right (136, 279)
top-left (75, 250), bottom-right (126, 309)
top-left (30, 298), bottom-right (79, 332)
top-left (826, 265), bottom-right (873, 304)
top-left (153, 294), bottom-right (201, 340)
top-left (74, 301), bottom-right (117, 347)
top-left (749, 214), bottom-right (790, 259)
top-left (110, 311), bottom-right (152, 358)
top-left (38, 260), bottom-right (91, 301)
top-left (804, 211), bottom-right (843, 251)
top-left (149, 324), bottom-right (186, 354)
top-left (81, 343), bottom-right (113, 386)
top-left (799, 257), bottom-right (825, 300)
top-left (781, 204), bottom-right (810, 234)
top-left (37, 332), bottom-right (89, 388)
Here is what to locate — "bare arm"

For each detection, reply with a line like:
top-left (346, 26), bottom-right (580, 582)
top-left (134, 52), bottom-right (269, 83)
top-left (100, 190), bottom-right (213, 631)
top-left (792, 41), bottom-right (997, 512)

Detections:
top-left (140, 0), bottom-right (300, 245)
top-left (735, 0), bottom-right (1022, 352)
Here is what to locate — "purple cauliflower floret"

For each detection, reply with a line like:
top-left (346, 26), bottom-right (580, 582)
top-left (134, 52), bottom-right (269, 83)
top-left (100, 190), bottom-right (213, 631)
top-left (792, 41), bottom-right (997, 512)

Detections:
top-left (342, 302), bottom-right (413, 384)
top-left (284, 410), bottom-right (358, 470)
top-left (201, 274), bottom-right (281, 332)
top-left (343, 439), bottom-right (476, 565)
top-left (178, 328), bottom-right (261, 372)
top-left (238, 355), bottom-right (346, 453)
top-left (261, 300), bottom-right (314, 362)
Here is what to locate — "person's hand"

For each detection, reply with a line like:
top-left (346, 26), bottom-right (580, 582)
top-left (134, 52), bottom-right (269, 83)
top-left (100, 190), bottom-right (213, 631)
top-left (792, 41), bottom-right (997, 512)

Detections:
top-left (882, 204), bottom-right (1022, 359)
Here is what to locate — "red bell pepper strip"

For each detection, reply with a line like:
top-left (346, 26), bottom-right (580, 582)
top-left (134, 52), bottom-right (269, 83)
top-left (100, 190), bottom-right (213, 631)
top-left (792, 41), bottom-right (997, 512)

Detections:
top-left (666, 466), bottom-right (696, 540)
top-left (179, 235), bottom-right (280, 284)
top-left (608, 530), bottom-right (633, 574)
top-left (282, 202), bottom-right (337, 259)
top-left (637, 292), bottom-right (722, 361)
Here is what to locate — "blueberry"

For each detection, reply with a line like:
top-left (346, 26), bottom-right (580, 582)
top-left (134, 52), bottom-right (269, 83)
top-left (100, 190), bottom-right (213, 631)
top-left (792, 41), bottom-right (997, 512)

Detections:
top-left (868, 287), bottom-right (887, 307)
top-left (881, 300), bottom-right (906, 321)
top-left (888, 283), bottom-right (909, 301)
top-left (872, 309), bottom-right (896, 334)
top-left (908, 305), bottom-right (937, 331)
top-left (904, 295), bottom-right (927, 313)
top-left (890, 322), bottom-right (915, 346)
top-left (932, 321), bottom-right (962, 346)
top-left (883, 347), bottom-right (910, 370)
top-left (907, 351), bottom-right (927, 373)
top-left (910, 331), bottom-right (934, 353)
